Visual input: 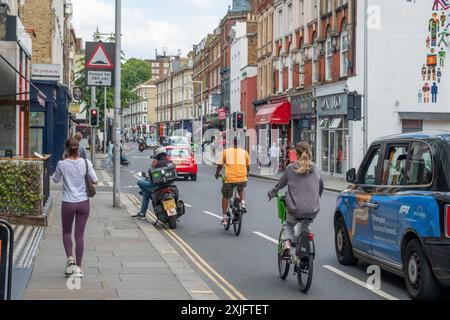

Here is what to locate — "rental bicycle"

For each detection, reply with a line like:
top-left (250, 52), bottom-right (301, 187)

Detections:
top-left (276, 193), bottom-right (315, 293)
top-left (220, 175), bottom-right (244, 236)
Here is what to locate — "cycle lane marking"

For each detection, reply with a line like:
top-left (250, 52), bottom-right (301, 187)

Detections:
top-left (323, 265), bottom-right (400, 301)
top-left (203, 211), bottom-right (222, 220)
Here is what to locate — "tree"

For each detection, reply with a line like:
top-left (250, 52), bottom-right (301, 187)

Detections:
top-left (122, 58), bottom-right (152, 90)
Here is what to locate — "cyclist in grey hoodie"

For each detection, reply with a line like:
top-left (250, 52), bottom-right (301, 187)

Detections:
top-left (268, 141), bottom-right (324, 258)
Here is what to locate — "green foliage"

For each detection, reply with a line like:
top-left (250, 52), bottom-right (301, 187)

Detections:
top-left (122, 58), bottom-right (152, 90)
top-left (0, 161), bottom-right (43, 216)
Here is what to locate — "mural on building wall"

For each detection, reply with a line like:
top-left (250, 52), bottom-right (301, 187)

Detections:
top-left (420, 0), bottom-right (450, 103)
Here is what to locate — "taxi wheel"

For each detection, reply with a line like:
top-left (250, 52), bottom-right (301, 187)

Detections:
top-left (335, 217), bottom-right (358, 265)
top-left (403, 239), bottom-right (441, 300)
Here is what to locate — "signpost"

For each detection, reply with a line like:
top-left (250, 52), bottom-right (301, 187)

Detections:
top-left (85, 41), bottom-right (116, 168)
top-left (0, 220), bottom-right (14, 301)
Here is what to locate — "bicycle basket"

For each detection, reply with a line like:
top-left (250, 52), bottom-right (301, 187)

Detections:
top-left (277, 194), bottom-right (287, 222)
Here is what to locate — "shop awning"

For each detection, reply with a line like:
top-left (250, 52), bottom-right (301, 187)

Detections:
top-left (255, 102), bottom-right (291, 125)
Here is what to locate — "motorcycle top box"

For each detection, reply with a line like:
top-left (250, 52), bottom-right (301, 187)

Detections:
top-left (149, 165), bottom-right (178, 185)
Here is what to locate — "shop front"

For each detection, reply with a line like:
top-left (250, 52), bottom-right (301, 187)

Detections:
top-left (255, 99), bottom-right (291, 157)
top-left (316, 92), bottom-right (350, 176)
top-left (290, 92), bottom-right (316, 161)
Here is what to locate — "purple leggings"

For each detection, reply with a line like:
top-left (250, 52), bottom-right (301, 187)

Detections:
top-left (61, 200), bottom-right (90, 267)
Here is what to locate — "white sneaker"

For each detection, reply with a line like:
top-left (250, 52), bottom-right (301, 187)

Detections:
top-left (65, 257), bottom-right (76, 277)
top-left (74, 267), bottom-right (84, 279)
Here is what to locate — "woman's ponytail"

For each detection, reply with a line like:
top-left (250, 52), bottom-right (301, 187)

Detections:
top-left (294, 141), bottom-right (314, 175)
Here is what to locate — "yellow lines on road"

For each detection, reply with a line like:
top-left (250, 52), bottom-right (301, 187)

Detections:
top-left (127, 194), bottom-right (247, 301)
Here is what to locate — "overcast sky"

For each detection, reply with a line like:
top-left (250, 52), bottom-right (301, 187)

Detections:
top-left (72, 0), bottom-right (231, 59)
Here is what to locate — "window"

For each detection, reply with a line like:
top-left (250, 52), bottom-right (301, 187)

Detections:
top-left (287, 3), bottom-right (293, 33)
top-left (278, 9), bottom-right (283, 38)
top-left (406, 142), bottom-right (433, 186)
top-left (143, 102), bottom-right (148, 112)
top-left (340, 22), bottom-right (349, 77)
top-left (402, 120), bottom-right (423, 133)
top-left (326, 33), bottom-right (332, 81)
top-left (382, 145), bottom-right (409, 186)
top-left (362, 147), bottom-right (381, 185)
top-left (312, 37), bottom-right (318, 83)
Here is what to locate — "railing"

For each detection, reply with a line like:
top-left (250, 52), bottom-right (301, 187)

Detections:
top-left (0, 155), bottom-right (51, 226)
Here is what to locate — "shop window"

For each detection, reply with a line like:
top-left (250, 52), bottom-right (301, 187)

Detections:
top-left (319, 118), bottom-right (329, 128)
top-left (382, 145), bottom-right (409, 186)
top-left (326, 34), bottom-right (332, 81)
top-left (340, 22), bottom-right (349, 77)
top-left (329, 118), bottom-right (343, 129)
top-left (402, 120), bottom-right (423, 133)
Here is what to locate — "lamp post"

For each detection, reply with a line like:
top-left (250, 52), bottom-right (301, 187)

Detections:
top-left (113, 0), bottom-right (121, 208)
top-left (191, 80), bottom-right (204, 151)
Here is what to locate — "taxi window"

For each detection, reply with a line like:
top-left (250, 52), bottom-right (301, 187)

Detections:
top-left (361, 147), bottom-right (381, 185)
top-left (382, 145), bottom-right (409, 186)
top-left (167, 149), bottom-right (190, 158)
top-left (407, 142), bottom-right (433, 186)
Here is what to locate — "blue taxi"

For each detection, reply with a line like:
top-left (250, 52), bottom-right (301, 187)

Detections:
top-left (334, 132), bottom-right (450, 300)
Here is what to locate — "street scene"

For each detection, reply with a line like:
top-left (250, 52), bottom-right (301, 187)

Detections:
top-left (0, 0), bottom-right (450, 309)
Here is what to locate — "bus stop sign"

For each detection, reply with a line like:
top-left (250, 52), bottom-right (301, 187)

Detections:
top-left (0, 220), bottom-right (14, 300)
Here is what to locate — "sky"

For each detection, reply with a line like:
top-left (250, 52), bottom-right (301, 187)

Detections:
top-left (72, 0), bottom-right (231, 60)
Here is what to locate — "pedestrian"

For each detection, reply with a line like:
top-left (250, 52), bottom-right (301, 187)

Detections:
top-left (288, 145), bottom-right (298, 164)
top-left (52, 138), bottom-right (98, 279)
top-left (104, 143), bottom-right (114, 168)
top-left (269, 142), bottom-right (280, 175)
top-left (74, 132), bottom-right (87, 159)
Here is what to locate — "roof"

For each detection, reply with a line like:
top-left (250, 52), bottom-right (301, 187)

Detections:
top-left (373, 131), bottom-right (450, 143)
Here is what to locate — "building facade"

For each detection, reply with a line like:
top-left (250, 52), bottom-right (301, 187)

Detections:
top-left (146, 53), bottom-right (177, 81)
top-left (123, 80), bottom-right (157, 141)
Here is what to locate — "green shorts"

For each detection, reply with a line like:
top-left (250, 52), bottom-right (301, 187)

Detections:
top-left (222, 182), bottom-right (248, 199)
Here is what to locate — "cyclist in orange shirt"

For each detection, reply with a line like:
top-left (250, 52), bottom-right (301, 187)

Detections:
top-left (215, 136), bottom-right (250, 225)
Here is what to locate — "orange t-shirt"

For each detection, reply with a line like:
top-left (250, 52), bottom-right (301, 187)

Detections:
top-left (220, 148), bottom-right (250, 183)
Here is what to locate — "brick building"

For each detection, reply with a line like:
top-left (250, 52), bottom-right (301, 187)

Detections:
top-left (146, 53), bottom-right (177, 81)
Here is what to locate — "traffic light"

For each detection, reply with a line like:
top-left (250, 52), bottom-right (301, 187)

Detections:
top-left (89, 108), bottom-right (99, 127)
top-left (232, 112), bottom-right (237, 130)
top-left (236, 112), bottom-right (245, 129)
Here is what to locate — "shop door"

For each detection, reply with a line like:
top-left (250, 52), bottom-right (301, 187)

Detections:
top-left (329, 131), bottom-right (336, 174)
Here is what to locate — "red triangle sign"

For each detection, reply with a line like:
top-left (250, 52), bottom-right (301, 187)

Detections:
top-left (86, 43), bottom-right (114, 69)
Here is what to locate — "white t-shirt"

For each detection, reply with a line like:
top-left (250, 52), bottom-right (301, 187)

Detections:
top-left (269, 146), bottom-right (280, 158)
top-left (53, 158), bottom-right (98, 203)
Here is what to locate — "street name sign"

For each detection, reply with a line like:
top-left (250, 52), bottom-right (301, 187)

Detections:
top-left (85, 42), bottom-right (116, 87)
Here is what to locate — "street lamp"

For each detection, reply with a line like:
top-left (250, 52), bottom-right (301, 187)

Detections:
top-left (191, 80), bottom-right (204, 151)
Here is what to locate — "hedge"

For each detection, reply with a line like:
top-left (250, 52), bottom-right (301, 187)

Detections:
top-left (0, 161), bottom-right (43, 217)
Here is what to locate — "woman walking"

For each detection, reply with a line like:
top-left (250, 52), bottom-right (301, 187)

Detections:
top-left (53, 138), bottom-right (98, 278)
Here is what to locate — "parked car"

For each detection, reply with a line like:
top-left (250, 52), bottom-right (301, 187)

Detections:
top-left (165, 146), bottom-right (198, 181)
top-left (334, 131), bottom-right (450, 300)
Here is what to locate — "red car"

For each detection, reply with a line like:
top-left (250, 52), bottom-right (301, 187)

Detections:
top-left (165, 147), bottom-right (198, 181)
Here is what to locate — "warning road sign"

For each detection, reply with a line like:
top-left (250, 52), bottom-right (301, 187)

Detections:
top-left (85, 42), bottom-right (116, 87)
top-left (86, 43), bottom-right (114, 69)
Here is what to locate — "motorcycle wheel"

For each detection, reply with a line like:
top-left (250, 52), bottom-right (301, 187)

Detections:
top-left (168, 216), bottom-right (177, 230)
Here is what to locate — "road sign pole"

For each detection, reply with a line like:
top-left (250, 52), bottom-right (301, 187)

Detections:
top-left (91, 86), bottom-right (96, 168)
top-left (104, 87), bottom-right (107, 154)
top-left (113, 0), bottom-right (121, 208)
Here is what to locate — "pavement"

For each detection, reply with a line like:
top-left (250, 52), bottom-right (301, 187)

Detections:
top-left (19, 160), bottom-right (217, 300)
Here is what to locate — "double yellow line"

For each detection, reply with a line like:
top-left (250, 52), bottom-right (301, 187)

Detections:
top-left (128, 194), bottom-right (247, 300)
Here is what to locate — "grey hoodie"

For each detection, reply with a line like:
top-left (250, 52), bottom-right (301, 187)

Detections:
top-left (269, 163), bottom-right (324, 220)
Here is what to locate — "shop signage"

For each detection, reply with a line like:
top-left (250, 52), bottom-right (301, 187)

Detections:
top-left (291, 94), bottom-right (314, 117)
top-left (0, 220), bottom-right (13, 300)
top-left (31, 64), bottom-right (61, 82)
top-left (218, 108), bottom-right (227, 120)
top-left (317, 94), bottom-right (348, 117)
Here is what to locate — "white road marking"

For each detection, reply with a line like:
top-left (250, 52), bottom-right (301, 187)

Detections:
top-left (124, 186), bottom-right (139, 189)
top-left (203, 211), bottom-right (223, 220)
top-left (185, 203), bottom-right (192, 208)
top-left (253, 232), bottom-right (278, 244)
top-left (133, 175), bottom-right (141, 181)
top-left (323, 265), bottom-right (400, 301)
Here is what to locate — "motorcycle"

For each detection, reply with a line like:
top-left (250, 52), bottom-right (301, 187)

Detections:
top-left (138, 142), bottom-right (146, 153)
top-left (141, 166), bottom-right (186, 230)
top-left (121, 154), bottom-right (130, 166)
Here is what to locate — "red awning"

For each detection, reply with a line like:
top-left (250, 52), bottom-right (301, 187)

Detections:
top-left (255, 102), bottom-right (291, 125)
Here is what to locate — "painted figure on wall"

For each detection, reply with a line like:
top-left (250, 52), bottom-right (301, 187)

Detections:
top-left (430, 14), bottom-right (440, 46)
top-left (441, 11), bottom-right (447, 26)
top-left (423, 83), bottom-right (431, 103)
top-left (431, 82), bottom-right (439, 103)
top-left (418, 90), bottom-right (423, 103)
top-left (432, 66), bottom-right (437, 80)
top-left (433, 0), bottom-right (450, 11)
top-left (438, 29), bottom-right (450, 46)
top-left (437, 67), bottom-right (442, 82)
top-left (439, 48), bottom-right (447, 66)
top-left (422, 64), bottom-right (428, 80)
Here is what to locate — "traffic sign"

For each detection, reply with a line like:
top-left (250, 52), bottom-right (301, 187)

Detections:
top-left (87, 71), bottom-right (112, 87)
top-left (85, 42), bottom-right (116, 87)
top-left (86, 43), bottom-right (114, 69)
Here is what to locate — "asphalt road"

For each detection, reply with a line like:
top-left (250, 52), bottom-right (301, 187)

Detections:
top-left (119, 142), bottom-right (416, 300)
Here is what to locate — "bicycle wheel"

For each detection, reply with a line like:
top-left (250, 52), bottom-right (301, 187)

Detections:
top-left (223, 212), bottom-right (231, 231)
top-left (278, 231), bottom-right (290, 280)
top-left (297, 255), bottom-right (314, 293)
top-left (233, 211), bottom-right (243, 236)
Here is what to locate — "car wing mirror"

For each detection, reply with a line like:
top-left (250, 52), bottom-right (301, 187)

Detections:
top-left (346, 168), bottom-right (357, 184)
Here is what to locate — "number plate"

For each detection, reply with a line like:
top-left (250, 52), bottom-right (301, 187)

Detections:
top-left (163, 200), bottom-right (177, 214)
